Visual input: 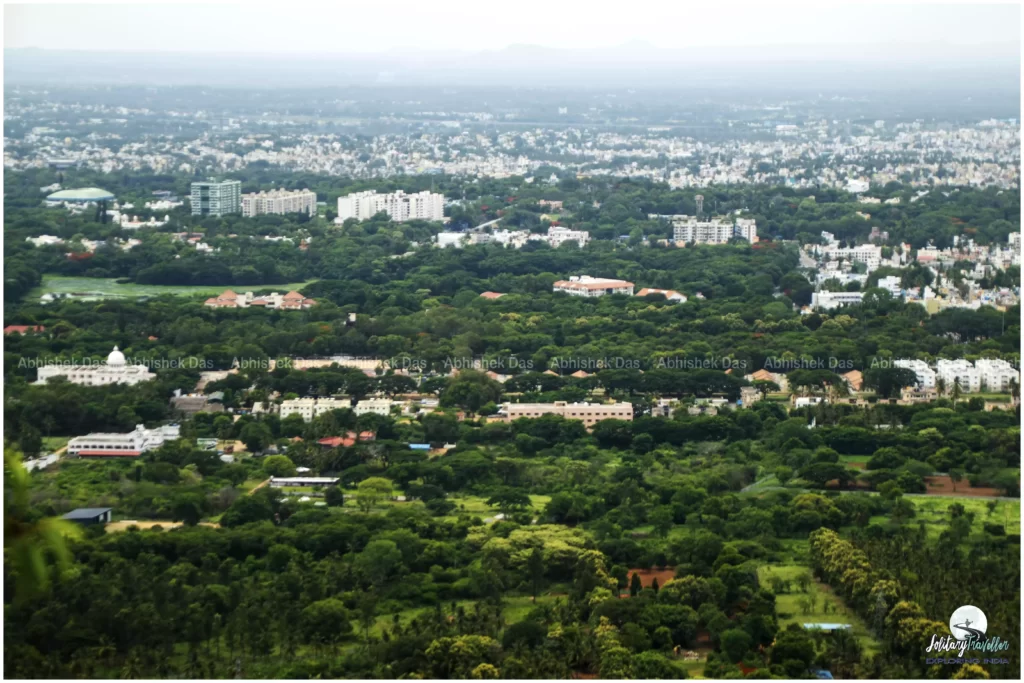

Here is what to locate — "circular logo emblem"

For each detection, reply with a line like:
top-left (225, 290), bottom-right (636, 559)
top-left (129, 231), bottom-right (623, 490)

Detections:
top-left (949, 605), bottom-right (987, 641)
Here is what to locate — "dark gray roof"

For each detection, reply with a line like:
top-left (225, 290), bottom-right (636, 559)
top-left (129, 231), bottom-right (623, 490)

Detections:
top-left (61, 507), bottom-right (112, 520)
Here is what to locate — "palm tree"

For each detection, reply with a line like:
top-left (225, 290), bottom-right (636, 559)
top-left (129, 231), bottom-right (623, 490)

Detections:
top-left (4, 448), bottom-right (82, 602)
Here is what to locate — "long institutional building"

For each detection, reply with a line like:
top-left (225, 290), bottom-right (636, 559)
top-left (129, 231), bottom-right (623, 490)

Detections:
top-left (34, 346), bottom-right (155, 386)
top-left (191, 179), bottom-right (242, 216)
top-left (336, 190), bottom-right (444, 223)
top-left (242, 188), bottom-right (317, 217)
top-left (500, 401), bottom-right (633, 426)
top-left (68, 424), bottom-right (180, 458)
top-left (657, 215), bottom-right (758, 245)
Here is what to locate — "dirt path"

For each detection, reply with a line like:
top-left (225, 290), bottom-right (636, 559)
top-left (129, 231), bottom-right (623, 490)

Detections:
top-left (248, 478), bottom-right (272, 495)
top-left (106, 520), bottom-right (220, 532)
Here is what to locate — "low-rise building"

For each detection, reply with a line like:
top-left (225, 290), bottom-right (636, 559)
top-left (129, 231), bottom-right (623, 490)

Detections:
top-left (204, 289), bottom-right (316, 310)
top-left (35, 346), bottom-right (155, 386)
top-left (68, 423), bottom-right (180, 458)
top-left (499, 401), bottom-right (633, 426)
top-left (553, 276), bottom-right (635, 297)
top-left (636, 288), bottom-right (687, 302)
top-left (810, 291), bottom-right (865, 310)
top-left (280, 397), bottom-right (350, 421)
top-left (894, 359), bottom-right (937, 389)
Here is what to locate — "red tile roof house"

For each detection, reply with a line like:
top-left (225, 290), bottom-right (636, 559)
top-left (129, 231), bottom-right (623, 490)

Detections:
top-left (204, 290), bottom-right (317, 310)
top-left (479, 291), bottom-right (506, 299)
top-left (4, 325), bottom-right (46, 335)
top-left (317, 431), bottom-right (376, 448)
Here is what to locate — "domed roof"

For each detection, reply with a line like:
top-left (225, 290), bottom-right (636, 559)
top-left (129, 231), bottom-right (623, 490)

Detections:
top-left (107, 345), bottom-right (126, 365)
top-left (46, 187), bottom-right (116, 203)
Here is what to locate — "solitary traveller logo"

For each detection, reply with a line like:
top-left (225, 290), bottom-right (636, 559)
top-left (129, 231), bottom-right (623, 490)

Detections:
top-left (925, 606), bottom-right (1011, 665)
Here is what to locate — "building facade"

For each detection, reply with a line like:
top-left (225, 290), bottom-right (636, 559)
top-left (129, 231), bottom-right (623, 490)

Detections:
top-left (669, 216), bottom-right (758, 245)
top-left (500, 401), bottom-right (633, 426)
top-left (68, 424), bottom-right (180, 458)
top-left (280, 397), bottom-right (350, 421)
top-left (241, 188), bottom-right (317, 217)
top-left (35, 346), bottom-right (155, 386)
top-left (190, 179), bottom-right (242, 216)
top-left (353, 398), bottom-right (394, 416)
top-left (336, 190), bottom-right (444, 223)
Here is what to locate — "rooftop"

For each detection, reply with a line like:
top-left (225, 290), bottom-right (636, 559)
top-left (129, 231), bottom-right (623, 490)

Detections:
top-left (46, 187), bottom-right (116, 202)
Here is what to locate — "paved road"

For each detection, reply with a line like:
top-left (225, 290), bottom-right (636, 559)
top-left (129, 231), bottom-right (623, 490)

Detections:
top-left (23, 445), bottom-right (67, 472)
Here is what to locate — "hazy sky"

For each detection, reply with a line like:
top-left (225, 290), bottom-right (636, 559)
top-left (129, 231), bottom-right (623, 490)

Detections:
top-left (4, 1), bottom-right (1020, 54)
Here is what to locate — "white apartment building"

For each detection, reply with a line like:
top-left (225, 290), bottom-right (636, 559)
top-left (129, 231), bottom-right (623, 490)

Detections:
top-left (336, 190), bottom-right (444, 223)
top-left (670, 216), bottom-right (758, 245)
top-left (35, 346), bottom-right (156, 386)
top-left (553, 276), bottom-right (635, 297)
top-left (936, 359), bottom-right (982, 393)
top-left (894, 359), bottom-right (937, 389)
top-left (546, 226), bottom-right (590, 248)
top-left (68, 424), bottom-right (180, 458)
top-left (810, 291), bottom-right (865, 310)
top-left (876, 275), bottom-right (903, 297)
top-left (353, 398), bottom-right (394, 416)
top-left (242, 188), bottom-right (317, 217)
top-left (819, 244), bottom-right (883, 270)
top-left (500, 401), bottom-right (633, 426)
top-left (974, 359), bottom-right (1020, 392)
top-left (280, 397), bottom-right (351, 421)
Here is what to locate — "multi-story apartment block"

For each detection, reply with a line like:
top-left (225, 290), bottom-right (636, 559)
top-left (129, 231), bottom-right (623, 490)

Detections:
top-left (242, 188), bottom-right (317, 217)
top-left (279, 397), bottom-right (350, 422)
top-left (336, 190), bottom-right (444, 223)
top-left (894, 359), bottom-right (937, 389)
top-left (353, 398), bottom-right (394, 416)
top-left (500, 401), bottom-right (633, 426)
top-left (669, 216), bottom-right (758, 245)
top-left (974, 359), bottom-right (1020, 392)
top-left (936, 359), bottom-right (982, 393)
top-left (810, 291), bottom-right (865, 310)
top-left (553, 276), bottom-right (635, 297)
top-left (190, 179), bottom-right (241, 217)
top-left (546, 226), bottom-right (590, 248)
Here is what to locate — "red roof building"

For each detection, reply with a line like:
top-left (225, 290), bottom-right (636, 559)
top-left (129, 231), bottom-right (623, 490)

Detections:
top-left (4, 325), bottom-right (45, 335)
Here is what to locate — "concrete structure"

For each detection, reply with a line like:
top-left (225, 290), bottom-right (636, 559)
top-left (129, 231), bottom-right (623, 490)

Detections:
top-left (204, 289), bottom-right (316, 310)
top-left (974, 358), bottom-right (1020, 392)
top-left (35, 346), bottom-right (156, 386)
top-left (269, 477), bottom-right (340, 488)
top-left (68, 424), bottom-right (180, 458)
top-left (190, 179), bottom-right (241, 216)
top-left (935, 359), bottom-right (981, 393)
top-left (280, 397), bottom-right (350, 421)
top-left (353, 398), bottom-right (393, 416)
top-left (893, 359), bottom-right (936, 389)
top-left (546, 226), bottom-right (590, 248)
top-left (170, 392), bottom-right (225, 416)
top-left (553, 276), bottom-right (635, 297)
top-left (242, 188), bottom-right (316, 217)
top-left (499, 401), bottom-right (633, 426)
top-left (336, 190), bottom-right (444, 223)
top-left (668, 216), bottom-right (758, 245)
top-left (810, 291), bottom-right (865, 310)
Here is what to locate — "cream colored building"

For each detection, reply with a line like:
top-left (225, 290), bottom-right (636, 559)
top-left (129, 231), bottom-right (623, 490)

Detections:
top-left (35, 346), bottom-right (156, 386)
top-left (280, 397), bottom-right (350, 421)
top-left (500, 401), bottom-right (633, 426)
top-left (553, 276), bottom-right (635, 297)
top-left (353, 398), bottom-right (393, 416)
top-left (242, 188), bottom-right (317, 217)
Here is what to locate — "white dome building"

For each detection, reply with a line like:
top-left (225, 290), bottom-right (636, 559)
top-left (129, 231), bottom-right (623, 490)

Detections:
top-left (35, 345), bottom-right (156, 387)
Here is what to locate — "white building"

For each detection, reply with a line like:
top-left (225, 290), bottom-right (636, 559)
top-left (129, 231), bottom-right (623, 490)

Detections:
top-left (436, 232), bottom-right (467, 248)
top-left (974, 359), bottom-right (1020, 392)
top-left (810, 291), bottom-right (865, 310)
top-left (894, 359), bottom-right (937, 389)
top-left (242, 188), bottom-right (317, 217)
top-left (26, 235), bottom-right (65, 248)
top-left (876, 275), bottom-right (903, 297)
top-left (636, 288), bottom-right (687, 302)
top-left (336, 190), bottom-right (444, 223)
top-left (353, 398), bottom-right (393, 416)
top-left (669, 216), bottom-right (757, 245)
top-left (280, 397), bottom-right (350, 421)
top-left (553, 276), bottom-right (635, 297)
top-left (935, 359), bottom-right (982, 393)
top-left (35, 346), bottom-right (156, 386)
top-left (546, 226), bottom-right (590, 248)
top-left (68, 423), bottom-right (180, 457)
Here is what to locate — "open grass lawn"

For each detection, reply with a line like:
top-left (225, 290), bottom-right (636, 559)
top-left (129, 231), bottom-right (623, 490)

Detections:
top-left (899, 496), bottom-right (1020, 537)
top-left (30, 275), bottom-right (318, 301)
top-left (41, 435), bottom-right (70, 452)
top-left (356, 594), bottom-right (560, 638)
top-left (758, 562), bottom-right (880, 656)
top-left (446, 494), bottom-right (552, 518)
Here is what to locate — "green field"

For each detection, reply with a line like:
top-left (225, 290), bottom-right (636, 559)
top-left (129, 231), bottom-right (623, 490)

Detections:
top-left (30, 276), bottom-right (317, 302)
top-left (898, 496), bottom-right (1020, 536)
top-left (758, 563), bottom-right (880, 656)
top-left (41, 436), bottom-right (70, 452)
